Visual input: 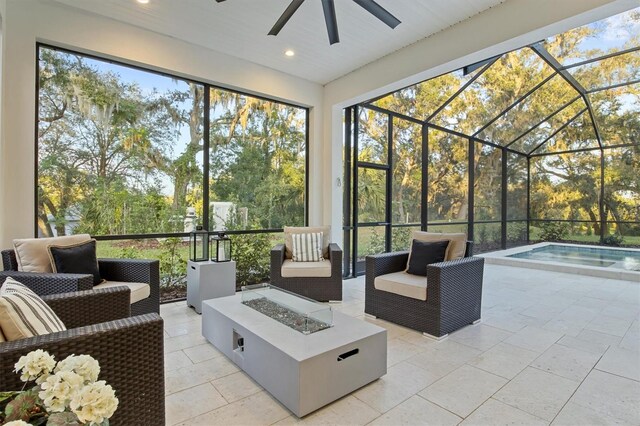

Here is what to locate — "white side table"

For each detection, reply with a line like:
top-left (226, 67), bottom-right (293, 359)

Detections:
top-left (187, 260), bottom-right (236, 314)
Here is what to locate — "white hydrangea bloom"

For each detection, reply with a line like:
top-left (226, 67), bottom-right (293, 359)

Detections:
top-left (55, 354), bottom-right (100, 383)
top-left (39, 370), bottom-right (85, 412)
top-left (14, 349), bottom-right (56, 383)
top-left (4, 420), bottom-right (31, 426)
top-left (70, 380), bottom-right (119, 425)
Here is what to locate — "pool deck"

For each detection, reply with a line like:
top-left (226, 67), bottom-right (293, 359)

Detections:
top-left (481, 243), bottom-right (640, 282)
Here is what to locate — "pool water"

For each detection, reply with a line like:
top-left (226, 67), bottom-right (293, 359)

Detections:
top-left (508, 245), bottom-right (640, 271)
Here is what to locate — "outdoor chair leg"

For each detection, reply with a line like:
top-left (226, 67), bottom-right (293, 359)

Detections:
top-left (422, 332), bottom-right (448, 341)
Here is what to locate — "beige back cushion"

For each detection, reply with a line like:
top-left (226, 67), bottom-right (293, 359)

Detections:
top-left (411, 231), bottom-right (467, 261)
top-left (284, 226), bottom-right (330, 260)
top-left (0, 327), bottom-right (6, 343)
top-left (13, 234), bottom-right (91, 272)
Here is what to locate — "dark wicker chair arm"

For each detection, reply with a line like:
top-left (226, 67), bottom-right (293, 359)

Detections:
top-left (1, 249), bottom-right (18, 271)
top-left (426, 257), bottom-right (485, 307)
top-left (270, 244), bottom-right (286, 281)
top-left (98, 258), bottom-right (160, 315)
top-left (98, 258), bottom-right (159, 283)
top-left (0, 313), bottom-right (165, 425)
top-left (0, 271), bottom-right (94, 294)
top-left (328, 243), bottom-right (342, 276)
top-left (43, 287), bottom-right (132, 329)
top-left (366, 251), bottom-right (409, 278)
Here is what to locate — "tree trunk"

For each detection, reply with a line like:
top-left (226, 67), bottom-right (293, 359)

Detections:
top-left (172, 85), bottom-right (204, 212)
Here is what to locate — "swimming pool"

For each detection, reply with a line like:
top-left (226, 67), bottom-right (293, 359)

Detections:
top-left (507, 244), bottom-right (640, 271)
top-left (481, 243), bottom-right (640, 282)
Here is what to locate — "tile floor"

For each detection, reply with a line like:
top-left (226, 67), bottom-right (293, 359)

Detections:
top-left (161, 264), bottom-right (640, 425)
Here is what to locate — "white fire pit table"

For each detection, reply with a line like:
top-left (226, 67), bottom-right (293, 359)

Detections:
top-left (202, 284), bottom-right (387, 417)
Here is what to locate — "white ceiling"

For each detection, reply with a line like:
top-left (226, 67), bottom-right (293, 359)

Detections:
top-left (46, 0), bottom-right (506, 84)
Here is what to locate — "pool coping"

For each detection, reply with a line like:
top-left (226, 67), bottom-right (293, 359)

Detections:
top-left (480, 242), bottom-right (640, 282)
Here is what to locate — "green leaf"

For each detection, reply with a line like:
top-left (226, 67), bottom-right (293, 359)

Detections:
top-left (0, 391), bottom-right (21, 411)
top-left (47, 411), bottom-right (81, 426)
top-left (3, 390), bottom-right (45, 422)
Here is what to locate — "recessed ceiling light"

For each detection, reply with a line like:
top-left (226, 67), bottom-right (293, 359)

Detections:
top-left (284, 50), bottom-right (295, 57)
top-left (137, 0), bottom-right (149, 4)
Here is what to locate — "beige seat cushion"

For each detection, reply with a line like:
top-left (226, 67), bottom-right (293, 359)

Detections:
top-left (13, 234), bottom-right (91, 273)
top-left (284, 226), bottom-right (330, 259)
top-left (0, 277), bottom-right (66, 341)
top-left (374, 271), bottom-right (427, 301)
top-left (0, 328), bottom-right (6, 342)
top-left (281, 259), bottom-right (332, 278)
top-left (410, 231), bottom-right (467, 261)
top-left (94, 281), bottom-right (150, 304)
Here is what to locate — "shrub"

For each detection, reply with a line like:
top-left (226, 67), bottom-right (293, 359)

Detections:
top-left (365, 228), bottom-right (386, 256)
top-left (392, 227), bottom-right (411, 252)
top-left (507, 222), bottom-right (527, 242)
top-left (477, 225), bottom-right (487, 244)
top-left (231, 232), bottom-right (272, 288)
top-left (602, 234), bottom-right (624, 247)
top-left (539, 222), bottom-right (568, 241)
top-left (158, 237), bottom-right (187, 287)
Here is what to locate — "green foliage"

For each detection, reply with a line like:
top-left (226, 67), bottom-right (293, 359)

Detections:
top-left (392, 227), bottom-right (411, 251)
top-left (231, 232), bottom-right (272, 288)
top-left (602, 234), bottom-right (624, 247)
top-left (158, 238), bottom-right (187, 287)
top-left (507, 222), bottom-right (528, 242)
top-left (117, 245), bottom-right (141, 259)
top-left (48, 411), bottom-right (83, 426)
top-left (365, 228), bottom-right (386, 256)
top-left (37, 48), bottom-right (306, 239)
top-left (539, 222), bottom-right (569, 241)
top-left (477, 225), bottom-right (488, 244)
top-left (2, 389), bottom-right (46, 424)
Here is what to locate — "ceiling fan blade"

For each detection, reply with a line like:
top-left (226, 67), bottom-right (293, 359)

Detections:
top-left (268, 0), bottom-right (305, 36)
top-left (215, 0), bottom-right (226, 2)
top-left (353, 0), bottom-right (400, 29)
top-left (321, 0), bottom-right (340, 45)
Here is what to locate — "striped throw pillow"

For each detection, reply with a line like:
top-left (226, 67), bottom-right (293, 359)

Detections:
top-left (0, 277), bottom-right (66, 341)
top-left (291, 232), bottom-right (324, 262)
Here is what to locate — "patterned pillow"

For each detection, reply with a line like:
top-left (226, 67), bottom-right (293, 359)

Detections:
top-left (291, 232), bottom-right (324, 262)
top-left (0, 277), bottom-right (66, 341)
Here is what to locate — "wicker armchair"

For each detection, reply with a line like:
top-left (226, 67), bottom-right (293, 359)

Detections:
top-left (0, 286), bottom-right (165, 425)
top-left (271, 243), bottom-right (343, 301)
top-left (1, 249), bottom-right (160, 316)
top-left (365, 242), bottom-right (484, 339)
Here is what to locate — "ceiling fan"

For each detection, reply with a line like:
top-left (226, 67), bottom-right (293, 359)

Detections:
top-left (215, 0), bottom-right (401, 45)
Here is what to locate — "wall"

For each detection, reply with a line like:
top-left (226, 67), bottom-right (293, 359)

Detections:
top-left (0, 0), bottom-right (324, 247)
top-left (322, 0), bottom-right (637, 245)
top-left (0, 0), bottom-right (5, 251)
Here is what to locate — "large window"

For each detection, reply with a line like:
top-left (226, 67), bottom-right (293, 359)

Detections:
top-left (37, 45), bottom-right (308, 300)
top-left (343, 7), bottom-right (640, 273)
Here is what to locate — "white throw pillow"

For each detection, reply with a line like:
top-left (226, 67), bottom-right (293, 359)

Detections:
top-left (284, 226), bottom-right (330, 259)
top-left (291, 232), bottom-right (324, 262)
top-left (0, 277), bottom-right (67, 341)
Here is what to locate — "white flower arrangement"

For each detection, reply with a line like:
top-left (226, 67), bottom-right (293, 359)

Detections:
top-left (12, 349), bottom-right (56, 384)
top-left (1, 351), bottom-right (118, 425)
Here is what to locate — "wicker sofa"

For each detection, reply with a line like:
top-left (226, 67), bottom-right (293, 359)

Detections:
top-left (365, 241), bottom-right (484, 339)
top-left (1, 249), bottom-right (160, 316)
top-left (0, 286), bottom-right (165, 425)
top-left (270, 242), bottom-right (343, 301)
